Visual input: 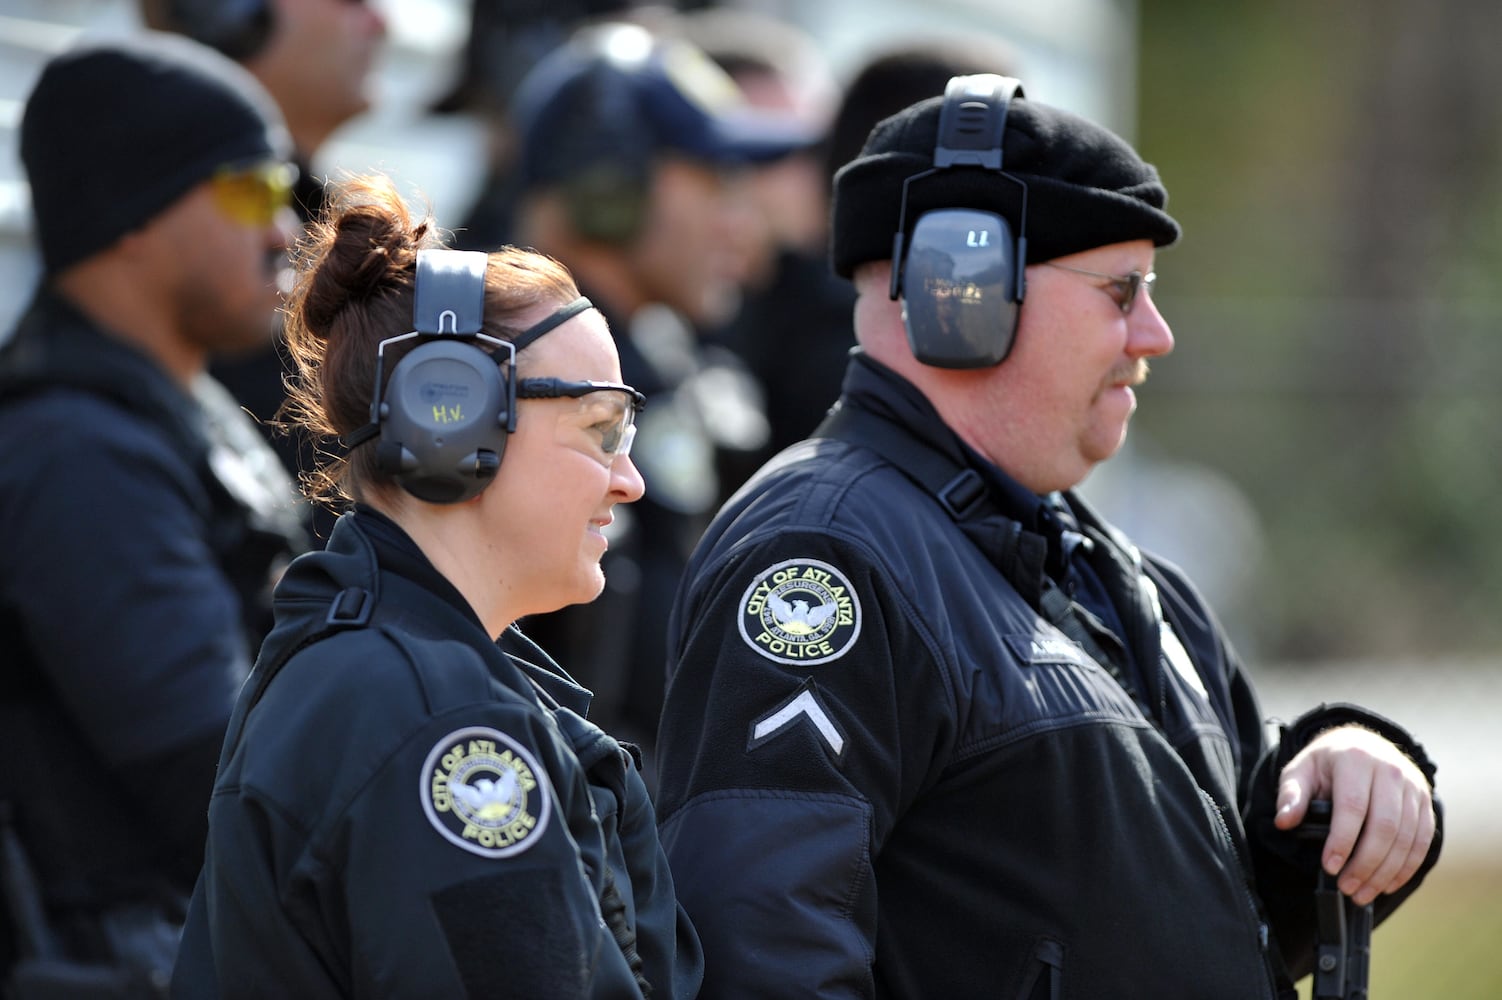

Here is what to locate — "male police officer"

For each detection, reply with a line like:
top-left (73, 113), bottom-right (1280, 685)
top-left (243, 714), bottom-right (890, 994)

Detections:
top-left (654, 76), bottom-right (1442, 998)
top-left (0, 33), bottom-right (305, 994)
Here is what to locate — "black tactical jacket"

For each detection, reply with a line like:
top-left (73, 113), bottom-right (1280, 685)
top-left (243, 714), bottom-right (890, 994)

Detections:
top-left (172, 508), bottom-right (702, 998)
top-left (656, 353), bottom-right (1440, 999)
top-left (0, 288), bottom-right (304, 977)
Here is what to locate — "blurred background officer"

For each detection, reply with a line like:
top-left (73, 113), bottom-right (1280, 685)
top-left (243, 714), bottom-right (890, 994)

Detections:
top-left (503, 20), bottom-right (812, 765)
top-left (677, 5), bottom-right (847, 459)
top-left (173, 175), bottom-right (701, 998)
top-left (436, 0), bottom-right (645, 248)
top-left (693, 20), bottom-right (1023, 458)
top-left (141, 0), bottom-right (386, 214)
top-left (0, 32), bottom-right (306, 996)
top-left (140, 0), bottom-right (388, 539)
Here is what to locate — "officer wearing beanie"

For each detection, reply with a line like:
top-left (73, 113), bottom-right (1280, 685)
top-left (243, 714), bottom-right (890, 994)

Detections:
top-left (0, 32), bottom-right (306, 995)
top-left (654, 76), bottom-right (1443, 999)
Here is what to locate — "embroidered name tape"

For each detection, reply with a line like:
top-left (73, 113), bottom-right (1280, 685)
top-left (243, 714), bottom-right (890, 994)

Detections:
top-left (1005, 633), bottom-right (1093, 668)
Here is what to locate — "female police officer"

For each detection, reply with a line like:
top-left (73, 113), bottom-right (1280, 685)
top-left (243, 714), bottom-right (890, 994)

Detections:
top-left (171, 175), bottom-right (702, 998)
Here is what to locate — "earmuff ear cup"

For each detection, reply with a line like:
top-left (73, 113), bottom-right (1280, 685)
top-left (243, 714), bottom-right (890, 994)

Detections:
top-left (164, 0), bottom-right (275, 61)
top-left (560, 163), bottom-right (651, 245)
top-left (521, 55), bottom-right (656, 246)
top-left (899, 208), bottom-right (1022, 368)
top-left (378, 340), bottom-right (512, 504)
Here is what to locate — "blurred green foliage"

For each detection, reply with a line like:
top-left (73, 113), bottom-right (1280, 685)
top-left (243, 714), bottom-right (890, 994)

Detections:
top-left (1135, 1), bottom-right (1502, 661)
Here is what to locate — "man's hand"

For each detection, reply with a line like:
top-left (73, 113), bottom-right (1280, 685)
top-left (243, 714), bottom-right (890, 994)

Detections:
top-left (1273, 724), bottom-right (1435, 906)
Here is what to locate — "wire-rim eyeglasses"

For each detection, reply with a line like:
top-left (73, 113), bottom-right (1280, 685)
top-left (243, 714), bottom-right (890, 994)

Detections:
top-left (1041, 263), bottom-right (1156, 315)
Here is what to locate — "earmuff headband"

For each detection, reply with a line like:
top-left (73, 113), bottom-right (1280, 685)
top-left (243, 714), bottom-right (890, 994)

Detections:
top-left (414, 248), bottom-right (488, 334)
top-left (511, 296), bottom-right (593, 354)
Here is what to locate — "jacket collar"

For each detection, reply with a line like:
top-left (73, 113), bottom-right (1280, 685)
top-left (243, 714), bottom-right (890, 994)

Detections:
top-left (839, 349), bottom-right (1060, 533)
top-left (271, 507), bottom-right (597, 719)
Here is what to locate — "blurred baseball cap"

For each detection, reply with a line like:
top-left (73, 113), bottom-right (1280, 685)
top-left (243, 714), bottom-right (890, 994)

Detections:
top-left (512, 21), bottom-right (819, 188)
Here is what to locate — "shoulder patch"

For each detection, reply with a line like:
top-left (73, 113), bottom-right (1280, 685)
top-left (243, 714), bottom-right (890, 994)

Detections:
top-left (421, 727), bottom-right (551, 858)
top-left (738, 558), bottom-right (861, 666)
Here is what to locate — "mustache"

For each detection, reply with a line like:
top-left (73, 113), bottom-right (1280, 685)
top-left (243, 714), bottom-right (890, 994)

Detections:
top-left (1108, 359), bottom-right (1151, 387)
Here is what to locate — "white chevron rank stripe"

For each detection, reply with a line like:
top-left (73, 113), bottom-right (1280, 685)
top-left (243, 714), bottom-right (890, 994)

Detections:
top-left (750, 683), bottom-right (846, 757)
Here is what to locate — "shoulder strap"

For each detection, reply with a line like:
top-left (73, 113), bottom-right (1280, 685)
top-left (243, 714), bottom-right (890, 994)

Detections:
top-left (814, 403), bottom-right (991, 523)
top-left (812, 403), bottom-right (1048, 608)
top-left (215, 586), bottom-right (374, 768)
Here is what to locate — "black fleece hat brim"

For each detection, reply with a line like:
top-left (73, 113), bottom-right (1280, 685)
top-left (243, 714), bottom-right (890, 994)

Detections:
top-left (831, 92), bottom-right (1180, 278)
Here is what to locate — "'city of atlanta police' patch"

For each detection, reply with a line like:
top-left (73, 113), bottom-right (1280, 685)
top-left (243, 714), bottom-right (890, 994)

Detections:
top-left (421, 727), bottom-right (551, 858)
top-left (739, 558), bottom-right (861, 665)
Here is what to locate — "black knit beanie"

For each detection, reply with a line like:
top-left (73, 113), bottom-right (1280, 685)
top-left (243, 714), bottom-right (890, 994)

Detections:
top-left (20, 31), bottom-right (289, 275)
top-left (831, 89), bottom-right (1180, 278)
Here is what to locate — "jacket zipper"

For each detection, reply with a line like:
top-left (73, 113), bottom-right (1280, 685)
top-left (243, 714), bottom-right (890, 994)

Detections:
top-left (1199, 788), bottom-right (1279, 1000)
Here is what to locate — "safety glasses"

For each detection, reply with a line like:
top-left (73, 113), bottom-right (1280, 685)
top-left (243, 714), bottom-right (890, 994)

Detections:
top-left (517, 378), bottom-right (645, 465)
top-left (209, 160), bottom-right (298, 227)
top-left (1042, 262), bottom-right (1156, 315)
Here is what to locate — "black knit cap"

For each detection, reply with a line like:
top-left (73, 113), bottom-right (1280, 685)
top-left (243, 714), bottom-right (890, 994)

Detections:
top-left (20, 31), bottom-right (289, 275)
top-left (831, 88), bottom-right (1180, 278)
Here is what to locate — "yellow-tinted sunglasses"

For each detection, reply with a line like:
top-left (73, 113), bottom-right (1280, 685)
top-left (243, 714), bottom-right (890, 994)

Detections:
top-left (209, 160), bottom-right (298, 227)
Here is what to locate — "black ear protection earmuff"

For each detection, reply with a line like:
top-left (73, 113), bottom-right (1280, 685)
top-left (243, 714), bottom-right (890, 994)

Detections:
top-left (554, 57), bottom-right (654, 247)
top-left (517, 26), bottom-right (661, 246)
top-left (537, 62), bottom-right (655, 245)
top-left (889, 74), bottom-right (1030, 369)
top-left (341, 248), bottom-right (592, 504)
top-left (559, 154), bottom-right (653, 247)
top-left (165, 0), bottom-right (276, 62)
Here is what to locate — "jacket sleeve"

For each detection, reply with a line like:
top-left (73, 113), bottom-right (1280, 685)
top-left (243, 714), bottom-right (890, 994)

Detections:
top-left (1242, 701), bottom-right (1444, 979)
top-left (347, 706), bottom-right (651, 997)
top-left (1150, 556), bottom-right (1445, 980)
top-left (655, 530), bottom-right (954, 999)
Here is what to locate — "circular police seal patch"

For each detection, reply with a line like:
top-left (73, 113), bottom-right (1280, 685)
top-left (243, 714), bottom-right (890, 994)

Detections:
top-left (738, 558), bottom-right (861, 666)
top-left (421, 727), bottom-right (551, 858)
